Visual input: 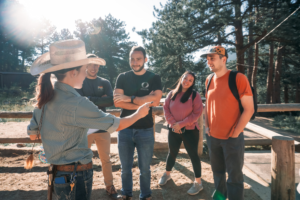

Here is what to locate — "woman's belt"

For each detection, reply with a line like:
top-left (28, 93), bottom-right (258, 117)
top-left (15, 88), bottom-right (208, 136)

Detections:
top-left (55, 162), bottom-right (93, 172)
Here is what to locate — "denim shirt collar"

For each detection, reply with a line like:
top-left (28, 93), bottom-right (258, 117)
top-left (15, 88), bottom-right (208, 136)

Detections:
top-left (54, 82), bottom-right (81, 97)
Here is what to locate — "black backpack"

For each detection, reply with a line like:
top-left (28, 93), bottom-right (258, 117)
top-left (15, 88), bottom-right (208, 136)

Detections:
top-left (206, 71), bottom-right (257, 120)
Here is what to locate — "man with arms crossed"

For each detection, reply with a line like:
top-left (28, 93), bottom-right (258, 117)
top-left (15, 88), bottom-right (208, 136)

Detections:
top-left (76, 54), bottom-right (121, 199)
top-left (114, 46), bottom-right (162, 200)
top-left (202, 46), bottom-right (254, 200)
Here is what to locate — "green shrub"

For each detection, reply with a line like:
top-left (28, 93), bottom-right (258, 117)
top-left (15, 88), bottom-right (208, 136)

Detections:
top-left (272, 115), bottom-right (300, 134)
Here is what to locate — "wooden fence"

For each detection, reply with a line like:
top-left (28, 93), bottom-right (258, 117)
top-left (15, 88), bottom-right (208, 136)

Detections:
top-left (1, 103), bottom-right (300, 152)
top-left (1, 103), bottom-right (300, 199)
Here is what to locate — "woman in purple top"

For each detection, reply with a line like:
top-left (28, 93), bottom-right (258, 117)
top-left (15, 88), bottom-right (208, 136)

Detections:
top-left (159, 71), bottom-right (203, 195)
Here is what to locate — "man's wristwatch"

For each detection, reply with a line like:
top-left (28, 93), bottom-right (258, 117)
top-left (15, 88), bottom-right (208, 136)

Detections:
top-left (131, 95), bottom-right (136, 103)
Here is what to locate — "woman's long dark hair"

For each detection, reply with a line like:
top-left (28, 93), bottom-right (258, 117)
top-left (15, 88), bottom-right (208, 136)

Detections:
top-left (34, 66), bottom-right (82, 109)
top-left (171, 71), bottom-right (196, 103)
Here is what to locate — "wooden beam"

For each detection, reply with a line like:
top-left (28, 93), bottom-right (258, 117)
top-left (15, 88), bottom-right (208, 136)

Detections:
top-left (246, 122), bottom-right (300, 145)
top-left (244, 138), bottom-right (271, 146)
top-left (0, 137), bottom-right (186, 150)
top-left (257, 103), bottom-right (300, 112)
top-left (0, 137), bottom-right (272, 147)
top-left (1, 104), bottom-right (300, 119)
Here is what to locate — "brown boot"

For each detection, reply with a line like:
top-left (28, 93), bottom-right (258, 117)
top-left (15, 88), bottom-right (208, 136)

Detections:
top-left (106, 185), bottom-right (122, 200)
top-left (122, 195), bottom-right (132, 200)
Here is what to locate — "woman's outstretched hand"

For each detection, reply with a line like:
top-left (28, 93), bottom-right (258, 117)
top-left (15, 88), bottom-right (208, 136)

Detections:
top-left (136, 102), bottom-right (151, 118)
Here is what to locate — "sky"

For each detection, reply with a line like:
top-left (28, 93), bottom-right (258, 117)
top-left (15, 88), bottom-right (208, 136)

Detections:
top-left (17, 0), bottom-right (236, 63)
top-left (18, 0), bottom-right (169, 46)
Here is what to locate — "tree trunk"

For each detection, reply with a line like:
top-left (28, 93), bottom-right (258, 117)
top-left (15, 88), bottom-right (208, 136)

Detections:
top-left (247, 30), bottom-right (254, 81)
top-left (251, 4), bottom-right (259, 91)
top-left (272, 45), bottom-right (285, 104)
top-left (296, 81), bottom-right (300, 103)
top-left (251, 42), bottom-right (258, 89)
top-left (284, 84), bottom-right (289, 103)
top-left (234, 0), bottom-right (245, 73)
top-left (266, 42), bottom-right (274, 104)
top-left (217, 32), bottom-right (222, 46)
top-left (247, 1), bottom-right (254, 81)
top-left (178, 56), bottom-right (183, 69)
top-left (21, 51), bottom-right (25, 71)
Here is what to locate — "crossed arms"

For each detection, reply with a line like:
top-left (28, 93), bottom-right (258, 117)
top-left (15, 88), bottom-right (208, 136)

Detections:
top-left (113, 89), bottom-right (162, 110)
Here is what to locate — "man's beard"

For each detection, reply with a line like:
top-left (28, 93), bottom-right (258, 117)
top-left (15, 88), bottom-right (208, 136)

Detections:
top-left (131, 64), bottom-right (144, 72)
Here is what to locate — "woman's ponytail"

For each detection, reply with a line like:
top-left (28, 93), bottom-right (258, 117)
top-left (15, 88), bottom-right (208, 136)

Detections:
top-left (35, 73), bottom-right (54, 109)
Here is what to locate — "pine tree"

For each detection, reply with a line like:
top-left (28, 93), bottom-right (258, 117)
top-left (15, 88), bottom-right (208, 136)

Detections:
top-left (74, 14), bottom-right (136, 85)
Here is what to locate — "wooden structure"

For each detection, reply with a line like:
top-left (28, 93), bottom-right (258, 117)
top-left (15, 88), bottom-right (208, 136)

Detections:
top-left (1, 103), bottom-right (300, 198)
top-left (271, 136), bottom-right (295, 200)
top-left (0, 72), bottom-right (37, 89)
top-left (1, 103), bottom-right (300, 149)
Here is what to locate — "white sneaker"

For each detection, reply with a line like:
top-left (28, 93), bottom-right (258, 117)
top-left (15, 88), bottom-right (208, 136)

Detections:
top-left (187, 181), bottom-right (203, 195)
top-left (158, 172), bottom-right (171, 185)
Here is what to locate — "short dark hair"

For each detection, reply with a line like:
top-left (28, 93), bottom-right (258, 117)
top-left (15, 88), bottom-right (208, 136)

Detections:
top-left (130, 46), bottom-right (146, 58)
top-left (219, 55), bottom-right (227, 63)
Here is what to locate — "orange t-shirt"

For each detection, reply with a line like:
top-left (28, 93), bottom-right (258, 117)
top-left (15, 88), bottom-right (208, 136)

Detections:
top-left (205, 70), bottom-right (253, 139)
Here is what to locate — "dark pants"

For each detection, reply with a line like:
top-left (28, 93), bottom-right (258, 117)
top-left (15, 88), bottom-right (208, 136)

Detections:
top-left (166, 128), bottom-right (201, 178)
top-left (53, 168), bottom-right (93, 200)
top-left (206, 133), bottom-right (244, 200)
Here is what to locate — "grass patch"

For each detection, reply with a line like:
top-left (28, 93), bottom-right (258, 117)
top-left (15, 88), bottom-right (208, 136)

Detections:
top-left (272, 115), bottom-right (300, 134)
top-left (0, 86), bottom-right (35, 123)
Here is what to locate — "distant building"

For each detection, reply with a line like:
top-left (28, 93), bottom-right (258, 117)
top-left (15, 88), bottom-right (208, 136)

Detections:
top-left (0, 72), bottom-right (37, 89)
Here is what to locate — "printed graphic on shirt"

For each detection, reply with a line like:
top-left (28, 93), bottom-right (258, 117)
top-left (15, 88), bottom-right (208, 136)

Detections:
top-left (115, 70), bottom-right (162, 129)
top-left (141, 82), bottom-right (149, 90)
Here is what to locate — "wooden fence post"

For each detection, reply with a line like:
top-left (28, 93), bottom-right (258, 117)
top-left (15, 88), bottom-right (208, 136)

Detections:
top-left (197, 112), bottom-right (203, 157)
top-left (271, 136), bottom-right (295, 200)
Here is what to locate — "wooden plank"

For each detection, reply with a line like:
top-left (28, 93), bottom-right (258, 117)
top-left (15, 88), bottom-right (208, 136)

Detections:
top-left (246, 122), bottom-right (300, 145)
top-left (257, 103), bottom-right (300, 112)
top-left (0, 136), bottom-right (271, 147)
top-left (244, 138), bottom-right (271, 146)
top-left (0, 108), bottom-right (164, 118)
top-left (0, 137), bottom-right (186, 150)
top-left (1, 104), bottom-right (300, 118)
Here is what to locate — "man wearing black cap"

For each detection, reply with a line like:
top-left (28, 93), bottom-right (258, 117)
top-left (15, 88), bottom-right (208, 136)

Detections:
top-left (202, 46), bottom-right (254, 200)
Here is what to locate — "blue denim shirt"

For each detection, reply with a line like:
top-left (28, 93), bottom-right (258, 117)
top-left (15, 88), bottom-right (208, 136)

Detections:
top-left (27, 82), bottom-right (120, 165)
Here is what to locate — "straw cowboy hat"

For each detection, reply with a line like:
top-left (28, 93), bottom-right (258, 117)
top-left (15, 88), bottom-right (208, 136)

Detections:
top-left (30, 39), bottom-right (106, 75)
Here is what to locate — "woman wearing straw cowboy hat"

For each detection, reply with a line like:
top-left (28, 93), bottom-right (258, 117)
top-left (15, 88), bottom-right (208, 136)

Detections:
top-left (26, 39), bottom-right (151, 200)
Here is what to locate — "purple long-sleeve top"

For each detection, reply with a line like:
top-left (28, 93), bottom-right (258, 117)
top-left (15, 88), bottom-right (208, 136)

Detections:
top-left (163, 91), bottom-right (203, 130)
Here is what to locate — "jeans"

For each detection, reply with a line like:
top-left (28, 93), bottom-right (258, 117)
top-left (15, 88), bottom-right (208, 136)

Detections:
top-left (118, 128), bottom-right (154, 199)
top-left (166, 128), bottom-right (201, 177)
top-left (53, 168), bottom-right (93, 200)
top-left (206, 133), bottom-right (244, 200)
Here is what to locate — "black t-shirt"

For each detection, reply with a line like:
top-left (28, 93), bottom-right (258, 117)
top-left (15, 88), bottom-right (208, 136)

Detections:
top-left (115, 70), bottom-right (162, 129)
top-left (76, 77), bottom-right (114, 112)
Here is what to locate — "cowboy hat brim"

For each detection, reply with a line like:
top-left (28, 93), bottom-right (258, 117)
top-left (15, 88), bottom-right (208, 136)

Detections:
top-left (30, 52), bottom-right (106, 76)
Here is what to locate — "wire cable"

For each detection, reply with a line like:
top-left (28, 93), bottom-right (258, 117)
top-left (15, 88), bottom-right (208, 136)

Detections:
top-left (257, 7), bottom-right (300, 44)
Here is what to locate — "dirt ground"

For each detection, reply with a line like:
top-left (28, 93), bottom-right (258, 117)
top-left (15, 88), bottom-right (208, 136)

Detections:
top-left (0, 116), bottom-right (263, 200)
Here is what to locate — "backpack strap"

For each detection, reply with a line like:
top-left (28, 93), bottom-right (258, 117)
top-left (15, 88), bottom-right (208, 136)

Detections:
top-left (228, 71), bottom-right (244, 114)
top-left (206, 73), bottom-right (215, 93)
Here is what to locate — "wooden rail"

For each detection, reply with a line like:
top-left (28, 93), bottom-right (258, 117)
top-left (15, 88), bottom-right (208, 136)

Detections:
top-left (1, 103), bottom-right (300, 152)
top-left (1, 103), bottom-right (299, 118)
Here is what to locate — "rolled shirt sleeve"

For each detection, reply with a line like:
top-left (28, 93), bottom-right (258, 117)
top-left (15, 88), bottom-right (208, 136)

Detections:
top-left (74, 97), bottom-right (120, 133)
top-left (27, 107), bottom-right (41, 136)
